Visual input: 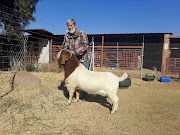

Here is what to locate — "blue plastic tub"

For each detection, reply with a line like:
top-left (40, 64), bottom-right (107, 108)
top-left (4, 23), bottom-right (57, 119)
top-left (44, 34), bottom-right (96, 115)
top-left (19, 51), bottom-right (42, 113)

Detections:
top-left (160, 77), bottom-right (171, 83)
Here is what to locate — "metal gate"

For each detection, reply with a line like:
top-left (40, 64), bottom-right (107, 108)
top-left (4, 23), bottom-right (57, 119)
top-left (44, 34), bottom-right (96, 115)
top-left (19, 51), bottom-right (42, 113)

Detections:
top-left (51, 45), bottom-right (142, 70)
top-left (91, 46), bottom-right (142, 69)
top-left (166, 58), bottom-right (180, 75)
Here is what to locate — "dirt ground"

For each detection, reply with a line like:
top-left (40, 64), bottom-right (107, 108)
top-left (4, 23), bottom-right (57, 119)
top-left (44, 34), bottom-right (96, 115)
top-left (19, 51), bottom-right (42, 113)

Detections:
top-left (0, 69), bottom-right (180, 135)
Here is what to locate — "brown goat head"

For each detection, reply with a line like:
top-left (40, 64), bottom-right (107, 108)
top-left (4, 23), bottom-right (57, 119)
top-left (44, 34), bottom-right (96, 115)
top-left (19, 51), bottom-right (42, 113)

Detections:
top-left (57, 49), bottom-right (72, 68)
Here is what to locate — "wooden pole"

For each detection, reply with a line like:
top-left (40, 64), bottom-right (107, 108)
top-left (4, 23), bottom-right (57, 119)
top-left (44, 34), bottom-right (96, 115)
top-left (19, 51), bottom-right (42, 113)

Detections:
top-left (50, 39), bottom-right (53, 64)
top-left (101, 36), bottom-right (104, 67)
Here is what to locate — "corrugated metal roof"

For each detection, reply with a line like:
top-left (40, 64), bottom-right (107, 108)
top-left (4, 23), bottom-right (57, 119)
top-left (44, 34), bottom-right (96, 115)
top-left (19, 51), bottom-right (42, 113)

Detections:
top-left (25, 29), bottom-right (54, 35)
top-left (25, 29), bottom-right (173, 36)
top-left (86, 32), bottom-right (174, 36)
top-left (55, 32), bottom-right (173, 36)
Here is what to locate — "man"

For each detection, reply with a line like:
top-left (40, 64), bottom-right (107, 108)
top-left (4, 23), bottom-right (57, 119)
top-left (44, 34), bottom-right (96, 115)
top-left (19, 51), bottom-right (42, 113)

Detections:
top-left (62, 18), bottom-right (89, 98)
top-left (62, 18), bottom-right (89, 68)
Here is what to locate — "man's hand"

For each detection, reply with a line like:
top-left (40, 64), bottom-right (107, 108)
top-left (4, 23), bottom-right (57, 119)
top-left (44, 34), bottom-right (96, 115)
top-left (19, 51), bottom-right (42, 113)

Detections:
top-left (71, 51), bottom-right (75, 54)
top-left (71, 51), bottom-right (77, 55)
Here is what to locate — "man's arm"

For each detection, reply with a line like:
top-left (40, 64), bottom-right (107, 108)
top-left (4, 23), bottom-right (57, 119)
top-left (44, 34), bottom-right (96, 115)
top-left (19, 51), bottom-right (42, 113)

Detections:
top-left (75, 31), bottom-right (89, 55)
top-left (61, 36), bottom-right (68, 50)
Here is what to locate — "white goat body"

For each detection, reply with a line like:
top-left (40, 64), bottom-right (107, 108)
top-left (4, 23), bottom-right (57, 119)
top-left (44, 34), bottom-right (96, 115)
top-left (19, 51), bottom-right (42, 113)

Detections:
top-left (65, 64), bottom-right (126, 96)
top-left (58, 50), bottom-right (128, 114)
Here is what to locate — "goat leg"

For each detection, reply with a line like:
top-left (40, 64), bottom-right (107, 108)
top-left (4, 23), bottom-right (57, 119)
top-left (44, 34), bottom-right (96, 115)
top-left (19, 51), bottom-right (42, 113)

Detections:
top-left (74, 89), bottom-right (81, 103)
top-left (66, 89), bottom-right (75, 105)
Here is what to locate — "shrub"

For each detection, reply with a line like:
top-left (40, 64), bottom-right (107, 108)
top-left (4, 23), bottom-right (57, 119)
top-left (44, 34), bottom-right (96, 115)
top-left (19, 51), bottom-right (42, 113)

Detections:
top-left (25, 64), bottom-right (39, 72)
top-left (40, 63), bottom-right (63, 72)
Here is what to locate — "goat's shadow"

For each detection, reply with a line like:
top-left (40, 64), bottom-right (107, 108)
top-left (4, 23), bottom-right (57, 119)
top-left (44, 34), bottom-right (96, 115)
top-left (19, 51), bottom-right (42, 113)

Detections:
top-left (58, 80), bottom-right (69, 99)
top-left (58, 81), bottom-right (112, 112)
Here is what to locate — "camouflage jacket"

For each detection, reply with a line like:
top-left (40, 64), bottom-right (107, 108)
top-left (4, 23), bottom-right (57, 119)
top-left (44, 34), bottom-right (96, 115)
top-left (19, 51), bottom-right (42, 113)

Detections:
top-left (62, 28), bottom-right (89, 62)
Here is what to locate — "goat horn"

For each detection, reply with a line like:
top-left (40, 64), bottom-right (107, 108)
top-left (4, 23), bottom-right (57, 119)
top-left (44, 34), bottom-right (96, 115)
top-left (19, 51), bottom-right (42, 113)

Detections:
top-left (65, 49), bottom-right (72, 59)
top-left (57, 49), bottom-right (72, 60)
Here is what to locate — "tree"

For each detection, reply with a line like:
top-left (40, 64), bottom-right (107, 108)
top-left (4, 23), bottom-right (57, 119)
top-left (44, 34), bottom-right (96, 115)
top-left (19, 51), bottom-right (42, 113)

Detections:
top-left (0, 0), bottom-right (40, 36)
top-left (0, 0), bottom-right (40, 70)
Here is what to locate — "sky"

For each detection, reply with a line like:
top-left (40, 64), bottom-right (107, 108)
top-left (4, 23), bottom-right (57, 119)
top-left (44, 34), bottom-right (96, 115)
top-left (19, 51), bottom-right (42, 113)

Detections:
top-left (27, 0), bottom-right (180, 36)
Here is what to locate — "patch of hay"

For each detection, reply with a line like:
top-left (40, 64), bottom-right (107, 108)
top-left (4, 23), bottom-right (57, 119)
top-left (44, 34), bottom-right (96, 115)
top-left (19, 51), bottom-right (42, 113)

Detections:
top-left (0, 70), bottom-right (180, 135)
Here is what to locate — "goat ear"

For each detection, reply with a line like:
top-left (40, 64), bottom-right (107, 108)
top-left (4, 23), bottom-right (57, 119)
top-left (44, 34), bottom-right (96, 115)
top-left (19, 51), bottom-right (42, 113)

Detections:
top-left (57, 50), bottom-right (64, 68)
top-left (57, 56), bottom-right (62, 68)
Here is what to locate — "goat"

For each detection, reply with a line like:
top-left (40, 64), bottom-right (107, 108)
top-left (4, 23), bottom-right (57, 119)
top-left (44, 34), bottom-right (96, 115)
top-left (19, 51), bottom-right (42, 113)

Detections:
top-left (57, 49), bottom-right (128, 114)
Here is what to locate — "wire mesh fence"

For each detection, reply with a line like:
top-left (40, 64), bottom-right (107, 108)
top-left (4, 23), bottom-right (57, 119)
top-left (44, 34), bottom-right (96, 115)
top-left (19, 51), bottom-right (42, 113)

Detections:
top-left (0, 2), bottom-right (180, 79)
top-left (1, 33), bottom-right (180, 79)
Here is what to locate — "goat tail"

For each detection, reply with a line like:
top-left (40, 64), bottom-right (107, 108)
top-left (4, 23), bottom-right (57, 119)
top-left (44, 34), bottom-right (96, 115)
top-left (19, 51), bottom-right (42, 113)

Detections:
top-left (118, 72), bottom-right (128, 82)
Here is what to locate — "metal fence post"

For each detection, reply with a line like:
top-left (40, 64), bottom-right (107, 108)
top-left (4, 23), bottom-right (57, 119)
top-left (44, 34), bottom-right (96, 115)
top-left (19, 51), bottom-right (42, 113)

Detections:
top-left (117, 42), bottom-right (119, 69)
top-left (92, 37), bottom-right (95, 71)
top-left (140, 35), bottom-right (145, 79)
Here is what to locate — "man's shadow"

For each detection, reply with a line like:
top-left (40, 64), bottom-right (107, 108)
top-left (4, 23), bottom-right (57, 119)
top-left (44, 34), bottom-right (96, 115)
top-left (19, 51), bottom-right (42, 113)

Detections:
top-left (58, 81), bottom-right (112, 112)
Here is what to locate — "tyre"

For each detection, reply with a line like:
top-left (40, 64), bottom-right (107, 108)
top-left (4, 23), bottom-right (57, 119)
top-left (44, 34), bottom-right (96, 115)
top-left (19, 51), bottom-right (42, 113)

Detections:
top-left (119, 78), bottom-right (131, 88)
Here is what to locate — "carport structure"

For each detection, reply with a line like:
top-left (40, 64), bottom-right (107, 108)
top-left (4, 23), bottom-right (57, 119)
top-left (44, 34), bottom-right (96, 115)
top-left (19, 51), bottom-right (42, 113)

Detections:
top-left (52, 32), bottom-right (174, 73)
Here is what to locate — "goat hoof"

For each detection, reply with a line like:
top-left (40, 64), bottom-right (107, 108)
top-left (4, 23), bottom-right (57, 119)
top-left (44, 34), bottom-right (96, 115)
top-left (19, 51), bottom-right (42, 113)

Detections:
top-left (110, 110), bottom-right (116, 114)
top-left (73, 99), bottom-right (79, 103)
top-left (65, 102), bottom-right (70, 106)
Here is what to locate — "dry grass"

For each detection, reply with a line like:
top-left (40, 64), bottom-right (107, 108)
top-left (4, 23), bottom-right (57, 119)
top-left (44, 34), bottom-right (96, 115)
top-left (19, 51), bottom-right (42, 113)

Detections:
top-left (40, 63), bottom-right (63, 72)
top-left (0, 68), bottom-right (180, 135)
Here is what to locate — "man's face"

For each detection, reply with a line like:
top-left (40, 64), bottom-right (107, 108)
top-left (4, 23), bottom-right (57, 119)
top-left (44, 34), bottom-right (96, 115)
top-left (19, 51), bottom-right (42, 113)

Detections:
top-left (67, 23), bottom-right (76, 31)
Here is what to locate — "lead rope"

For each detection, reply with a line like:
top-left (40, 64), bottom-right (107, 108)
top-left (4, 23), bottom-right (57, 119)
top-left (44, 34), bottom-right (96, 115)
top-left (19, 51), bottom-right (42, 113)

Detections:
top-left (0, 73), bottom-right (16, 98)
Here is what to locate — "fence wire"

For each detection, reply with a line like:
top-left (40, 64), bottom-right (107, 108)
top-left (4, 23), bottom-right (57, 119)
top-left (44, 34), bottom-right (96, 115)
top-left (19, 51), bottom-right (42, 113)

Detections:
top-left (0, 4), bottom-right (180, 79)
top-left (1, 32), bottom-right (180, 79)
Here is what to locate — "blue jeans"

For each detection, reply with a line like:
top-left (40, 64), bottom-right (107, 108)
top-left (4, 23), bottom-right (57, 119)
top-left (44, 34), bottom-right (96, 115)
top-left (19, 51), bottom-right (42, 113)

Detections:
top-left (81, 62), bottom-right (89, 98)
top-left (82, 62), bottom-right (89, 69)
